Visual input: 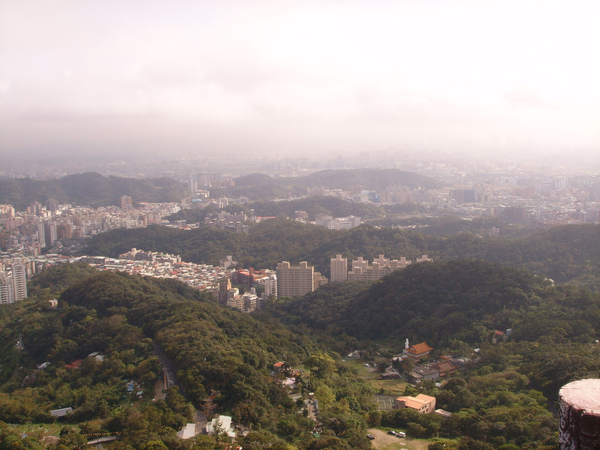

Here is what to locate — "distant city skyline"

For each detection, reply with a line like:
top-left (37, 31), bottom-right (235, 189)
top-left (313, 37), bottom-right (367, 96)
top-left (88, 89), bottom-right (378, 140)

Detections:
top-left (1, 0), bottom-right (599, 163)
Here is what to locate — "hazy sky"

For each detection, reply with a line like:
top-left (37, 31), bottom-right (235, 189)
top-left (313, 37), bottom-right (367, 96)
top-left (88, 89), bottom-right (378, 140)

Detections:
top-left (1, 0), bottom-right (599, 162)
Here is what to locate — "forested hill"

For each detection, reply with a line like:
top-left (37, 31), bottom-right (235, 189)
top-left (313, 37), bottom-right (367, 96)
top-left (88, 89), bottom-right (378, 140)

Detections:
top-left (210, 168), bottom-right (441, 200)
top-left (272, 260), bottom-right (548, 344)
top-left (58, 270), bottom-right (317, 407)
top-left (270, 259), bottom-right (600, 404)
top-left (84, 221), bottom-right (600, 290)
top-left (2, 264), bottom-right (376, 448)
top-left (5, 260), bottom-right (600, 447)
top-left (0, 172), bottom-right (186, 209)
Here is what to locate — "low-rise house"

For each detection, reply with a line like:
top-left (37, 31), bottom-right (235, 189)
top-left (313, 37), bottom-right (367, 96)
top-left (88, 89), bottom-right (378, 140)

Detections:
top-left (50, 407), bottom-right (73, 419)
top-left (65, 359), bottom-right (83, 370)
top-left (379, 367), bottom-right (402, 379)
top-left (206, 415), bottom-right (236, 439)
top-left (394, 394), bottom-right (436, 414)
top-left (177, 423), bottom-right (198, 440)
top-left (436, 360), bottom-right (456, 377)
top-left (346, 350), bottom-right (361, 359)
top-left (435, 409), bottom-right (453, 418)
top-left (409, 365), bottom-right (440, 383)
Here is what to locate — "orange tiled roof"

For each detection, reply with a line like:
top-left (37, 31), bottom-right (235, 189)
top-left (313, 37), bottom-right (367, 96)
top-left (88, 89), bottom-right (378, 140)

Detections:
top-left (407, 342), bottom-right (433, 355)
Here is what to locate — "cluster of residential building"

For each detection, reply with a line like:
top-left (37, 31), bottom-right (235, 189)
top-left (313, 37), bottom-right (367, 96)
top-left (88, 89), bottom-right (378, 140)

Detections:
top-left (314, 213), bottom-right (362, 230)
top-left (0, 249), bottom-right (235, 307)
top-left (331, 254), bottom-right (432, 283)
top-left (202, 210), bottom-right (251, 234)
top-left (0, 199), bottom-right (181, 257)
top-left (218, 267), bottom-right (278, 313)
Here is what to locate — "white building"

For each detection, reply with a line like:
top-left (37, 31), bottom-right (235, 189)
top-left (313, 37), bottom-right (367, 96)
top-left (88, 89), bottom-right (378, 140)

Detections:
top-left (277, 261), bottom-right (314, 297)
top-left (0, 272), bottom-right (15, 305)
top-left (206, 415), bottom-right (236, 439)
top-left (0, 259), bottom-right (27, 305)
top-left (11, 259), bottom-right (27, 302)
top-left (330, 254), bottom-right (348, 282)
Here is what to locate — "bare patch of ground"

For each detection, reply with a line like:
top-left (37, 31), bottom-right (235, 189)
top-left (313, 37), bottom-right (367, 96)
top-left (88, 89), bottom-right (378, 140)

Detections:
top-left (367, 429), bottom-right (431, 450)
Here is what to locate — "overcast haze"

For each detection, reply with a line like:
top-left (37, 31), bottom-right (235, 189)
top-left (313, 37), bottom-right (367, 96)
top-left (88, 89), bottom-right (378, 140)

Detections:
top-left (1, 0), bottom-right (599, 163)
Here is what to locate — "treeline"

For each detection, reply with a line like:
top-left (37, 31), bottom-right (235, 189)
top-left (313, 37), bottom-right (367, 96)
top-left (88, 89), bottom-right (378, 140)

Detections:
top-left (209, 168), bottom-right (440, 201)
top-left (0, 172), bottom-right (186, 209)
top-left (84, 221), bottom-right (600, 290)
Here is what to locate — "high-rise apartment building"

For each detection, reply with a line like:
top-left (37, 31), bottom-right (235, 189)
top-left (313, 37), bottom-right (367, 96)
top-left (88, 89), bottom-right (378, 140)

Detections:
top-left (0, 259), bottom-right (27, 305)
top-left (11, 259), bottom-right (27, 302)
top-left (330, 254), bottom-right (348, 282)
top-left (0, 272), bottom-right (14, 305)
top-left (44, 221), bottom-right (57, 247)
top-left (263, 274), bottom-right (278, 299)
top-left (121, 195), bottom-right (133, 210)
top-left (218, 278), bottom-right (232, 306)
top-left (276, 261), bottom-right (314, 297)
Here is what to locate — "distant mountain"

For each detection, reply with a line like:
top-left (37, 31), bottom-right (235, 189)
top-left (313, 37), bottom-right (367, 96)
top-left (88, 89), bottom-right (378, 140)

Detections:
top-left (0, 172), bottom-right (186, 209)
top-left (299, 168), bottom-right (440, 191)
top-left (210, 168), bottom-right (441, 200)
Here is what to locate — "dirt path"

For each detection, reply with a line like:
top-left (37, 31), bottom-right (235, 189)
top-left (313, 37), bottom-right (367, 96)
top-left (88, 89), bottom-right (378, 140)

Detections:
top-left (367, 429), bottom-right (430, 450)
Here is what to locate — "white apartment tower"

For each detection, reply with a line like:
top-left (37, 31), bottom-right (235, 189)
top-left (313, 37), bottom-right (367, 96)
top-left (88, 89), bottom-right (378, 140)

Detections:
top-left (0, 272), bottom-right (14, 305)
top-left (264, 274), bottom-right (278, 299)
top-left (11, 259), bottom-right (27, 302)
top-left (330, 254), bottom-right (348, 282)
top-left (276, 261), bottom-right (314, 297)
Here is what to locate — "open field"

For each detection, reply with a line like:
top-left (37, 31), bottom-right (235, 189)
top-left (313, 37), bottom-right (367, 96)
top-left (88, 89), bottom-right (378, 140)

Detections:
top-left (342, 359), bottom-right (408, 395)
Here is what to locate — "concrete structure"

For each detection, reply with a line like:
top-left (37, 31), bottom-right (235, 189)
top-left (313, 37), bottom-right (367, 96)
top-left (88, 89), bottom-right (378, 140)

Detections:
top-left (11, 259), bottom-right (27, 302)
top-left (0, 272), bottom-right (14, 305)
top-left (395, 394), bottom-right (436, 414)
top-left (0, 259), bottom-right (27, 304)
top-left (206, 415), bottom-right (236, 439)
top-left (277, 261), bottom-right (314, 297)
top-left (121, 195), bottom-right (133, 210)
top-left (347, 255), bottom-right (412, 282)
top-left (330, 254), bottom-right (348, 282)
top-left (315, 213), bottom-right (361, 230)
top-left (314, 271), bottom-right (328, 289)
top-left (262, 274), bottom-right (278, 299)
top-left (218, 278), bottom-right (232, 307)
top-left (559, 379), bottom-right (600, 448)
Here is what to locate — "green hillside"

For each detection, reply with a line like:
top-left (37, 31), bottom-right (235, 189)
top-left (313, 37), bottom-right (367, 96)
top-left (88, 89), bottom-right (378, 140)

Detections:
top-left (270, 259), bottom-right (600, 403)
top-left (0, 264), bottom-right (374, 449)
top-left (5, 259), bottom-right (600, 447)
top-left (273, 260), bottom-right (551, 343)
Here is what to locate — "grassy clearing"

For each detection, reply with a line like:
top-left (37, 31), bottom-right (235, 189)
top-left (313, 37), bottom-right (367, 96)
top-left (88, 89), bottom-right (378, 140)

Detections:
top-left (9, 423), bottom-right (63, 439)
top-left (342, 359), bottom-right (408, 395)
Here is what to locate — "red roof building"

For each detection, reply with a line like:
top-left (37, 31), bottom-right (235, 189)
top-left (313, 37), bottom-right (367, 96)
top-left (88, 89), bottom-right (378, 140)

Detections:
top-left (403, 342), bottom-right (433, 360)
